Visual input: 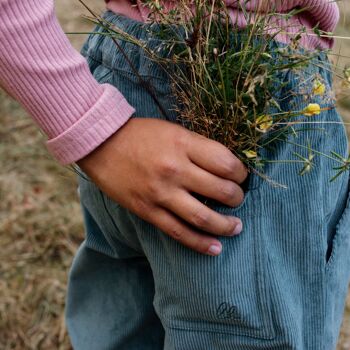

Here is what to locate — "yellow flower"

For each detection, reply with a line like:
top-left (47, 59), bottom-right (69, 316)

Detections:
top-left (243, 150), bottom-right (257, 159)
top-left (312, 80), bottom-right (326, 96)
top-left (303, 103), bottom-right (321, 117)
top-left (256, 114), bottom-right (273, 132)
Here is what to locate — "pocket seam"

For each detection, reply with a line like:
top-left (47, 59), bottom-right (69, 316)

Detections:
top-left (154, 197), bottom-right (276, 340)
top-left (162, 320), bottom-right (276, 340)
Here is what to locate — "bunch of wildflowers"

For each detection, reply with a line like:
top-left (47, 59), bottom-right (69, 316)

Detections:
top-left (80, 0), bottom-right (350, 186)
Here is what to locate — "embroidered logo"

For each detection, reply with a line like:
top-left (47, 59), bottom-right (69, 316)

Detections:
top-left (216, 302), bottom-right (240, 320)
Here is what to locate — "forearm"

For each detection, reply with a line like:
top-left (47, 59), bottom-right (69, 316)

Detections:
top-left (0, 0), bottom-right (135, 164)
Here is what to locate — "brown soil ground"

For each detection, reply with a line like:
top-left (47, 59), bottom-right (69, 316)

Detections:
top-left (0, 1), bottom-right (349, 349)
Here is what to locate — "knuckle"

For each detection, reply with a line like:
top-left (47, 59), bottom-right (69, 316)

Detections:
top-left (145, 180), bottom-right (162, 199)
top-left (159, 159), bottom-right (181, 179)
top-left (168, 227), bottom-right (183, 241)
top-left (219, 183), bottom-right (237, 201)
top-left (155, 190), bottom-right (172, 207)
top-left (191, 209), bottom-right (210, 229)
top-left (132, 196), bottom-right (151, 218)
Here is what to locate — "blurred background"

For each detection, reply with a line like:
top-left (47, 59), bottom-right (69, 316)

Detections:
top-left (0, 1), bottom-right (349, 349)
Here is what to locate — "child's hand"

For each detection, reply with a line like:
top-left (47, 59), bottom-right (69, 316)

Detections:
top-left (77, 118), bottom-right (248, 256)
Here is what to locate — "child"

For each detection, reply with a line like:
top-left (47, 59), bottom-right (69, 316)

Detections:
top-left (1, 1), bottom-right (349, 349)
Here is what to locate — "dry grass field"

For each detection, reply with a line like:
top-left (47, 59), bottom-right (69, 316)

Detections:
top-left (0, 1), bottom-right (349, 349)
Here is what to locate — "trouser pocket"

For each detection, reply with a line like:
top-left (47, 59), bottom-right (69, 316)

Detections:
top-left (115, 185), bottom-right (277, 340)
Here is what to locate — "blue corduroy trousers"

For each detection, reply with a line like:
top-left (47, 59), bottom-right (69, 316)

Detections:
top-left (65, 10), bottom-right (350, 350)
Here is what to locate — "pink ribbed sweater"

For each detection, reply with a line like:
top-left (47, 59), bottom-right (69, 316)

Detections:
top-left (0, 0), bottom-right (340, 164)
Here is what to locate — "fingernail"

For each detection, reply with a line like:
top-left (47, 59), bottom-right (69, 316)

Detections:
top-left (232, 221), bottom-right (243, 235)
top-left (207, 244), bottom-right (222, 256)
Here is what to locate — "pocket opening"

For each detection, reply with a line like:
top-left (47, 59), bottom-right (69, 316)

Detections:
top-left (325, 174), bottom-right (350, 271)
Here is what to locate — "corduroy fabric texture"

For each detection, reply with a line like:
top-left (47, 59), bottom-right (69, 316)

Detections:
top-left (66, 11), bottom-right (350, 350)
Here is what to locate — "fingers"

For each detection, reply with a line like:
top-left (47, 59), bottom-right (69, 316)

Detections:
top-left (187, 132), bottom-right (248, 184)
top-left (182, 163), bottom-right (245, 207)
top-left (145, 205), bottom-right (224, 256)
top-left (161, 189), bottom-right (243, 237)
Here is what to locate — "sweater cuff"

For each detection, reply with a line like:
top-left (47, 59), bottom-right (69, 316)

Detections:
top-left (46, 84), bottom-right (135, 165)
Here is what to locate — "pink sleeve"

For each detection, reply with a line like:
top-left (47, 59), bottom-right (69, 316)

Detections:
top-left (0, 0), bottom-right (135, 165)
